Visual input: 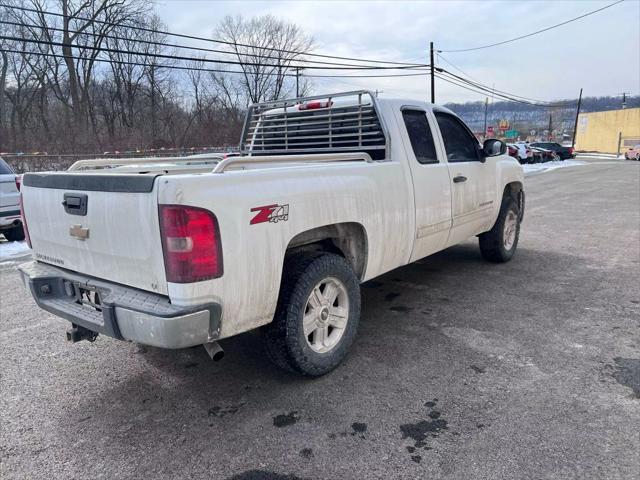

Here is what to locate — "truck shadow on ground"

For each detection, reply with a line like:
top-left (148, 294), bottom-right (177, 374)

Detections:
top-left (57, 241), bottom-right (635, 477)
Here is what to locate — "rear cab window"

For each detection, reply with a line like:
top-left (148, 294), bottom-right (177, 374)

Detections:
top-left (401, 109), bottom-right (438, 164)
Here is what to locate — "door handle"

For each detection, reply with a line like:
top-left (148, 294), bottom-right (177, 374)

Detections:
top-left (453, 175), bottom-right (467, 183)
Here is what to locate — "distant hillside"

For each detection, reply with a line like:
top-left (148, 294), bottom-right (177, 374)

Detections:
top-left (444, 96), bottom-right (639, 138)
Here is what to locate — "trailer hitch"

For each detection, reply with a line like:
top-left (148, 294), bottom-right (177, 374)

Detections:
top-left (66, 324), bottom-right (98, 343)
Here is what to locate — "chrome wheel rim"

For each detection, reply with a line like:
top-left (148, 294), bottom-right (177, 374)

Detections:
top-left (303, 277), bottom-right (349, 353)
top-left (503, 210), bottom-right (518, 250)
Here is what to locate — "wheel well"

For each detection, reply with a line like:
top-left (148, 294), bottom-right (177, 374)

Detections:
top-left (503, 181), bottom-right (525, 221)
top-left (503, 181), bottom-right (522, 201)
top-left (285, 223), bottom-right (368, 279)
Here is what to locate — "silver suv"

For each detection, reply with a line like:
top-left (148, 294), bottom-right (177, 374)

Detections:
top-left (0, 158), bottom-right (25, 242)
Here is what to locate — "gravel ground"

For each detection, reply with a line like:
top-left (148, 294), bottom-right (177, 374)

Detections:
top-left (1, 158), bottom-right (638, 480)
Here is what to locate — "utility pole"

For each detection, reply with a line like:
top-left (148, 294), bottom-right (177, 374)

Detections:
top-left (429, 42), bottom-right (435, 103)
top-left (571, 87), bottom-right (583, 149)
top-left (620, 92), bottom-right (629, 109)
top-left (548, 112), bottom-right (553, 141)
top-left (617, 131), bottom-right (623, 156)
top-left (482, 97), bottom-right (488, 140)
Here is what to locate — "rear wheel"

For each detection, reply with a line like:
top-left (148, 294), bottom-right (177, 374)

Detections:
top-left (263, 252), bottom-right (361, 376)
top-left (3, 224), bottom-right (25, 242)
top-left (479, 199), bottom-right (520, 263)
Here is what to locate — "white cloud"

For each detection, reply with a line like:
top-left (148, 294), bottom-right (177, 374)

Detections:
top-left (154, 0), bottom-right (639, 103)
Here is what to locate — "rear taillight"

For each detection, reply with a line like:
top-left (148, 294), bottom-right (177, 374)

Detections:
top-left (159, 205), bottom-right (223, 283)
top-left (19, 193), bottom-right (31, 248)
top-left (298, 100), bottom-right (333, 110)
top-left (568, 147), bottom-right (574, 155)
top-left (15, 175), bottom-right (21, 191)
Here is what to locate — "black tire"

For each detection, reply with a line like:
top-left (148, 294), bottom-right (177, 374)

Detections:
top-left (263, 252), bottom-right (361, 377)
top-left (3, 224), bottom-right (25, 242)
top-left (479, 199), bottom-right (520, 263)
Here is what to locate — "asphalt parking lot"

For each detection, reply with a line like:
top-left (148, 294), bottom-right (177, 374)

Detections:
top-left (1, 157), bottom-right (638, 480)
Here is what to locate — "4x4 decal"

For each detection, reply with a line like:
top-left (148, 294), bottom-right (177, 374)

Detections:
top-left (250, 204), bottom-right (289, 225)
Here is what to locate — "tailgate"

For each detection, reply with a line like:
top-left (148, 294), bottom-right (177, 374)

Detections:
top-left (21, 173), bottom-right (168, 295)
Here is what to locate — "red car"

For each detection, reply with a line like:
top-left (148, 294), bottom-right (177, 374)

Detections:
top-left (624, 145), bottom-right (640, 161)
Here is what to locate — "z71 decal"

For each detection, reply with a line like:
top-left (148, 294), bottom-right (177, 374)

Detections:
top-left (250, 204), bottom-right (289, 225)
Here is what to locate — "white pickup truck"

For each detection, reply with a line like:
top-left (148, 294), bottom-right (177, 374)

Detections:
top-left (18, 91), bottom-right (524, 376)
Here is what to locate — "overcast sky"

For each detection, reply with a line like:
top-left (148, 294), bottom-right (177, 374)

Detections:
top-left (154, 0), bottom-right (639, 103)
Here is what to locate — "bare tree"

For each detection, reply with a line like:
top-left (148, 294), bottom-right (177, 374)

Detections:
top-left (212, 15), bottom-right (314, 104)
top-left (0, 4), bottom-right (315, 157)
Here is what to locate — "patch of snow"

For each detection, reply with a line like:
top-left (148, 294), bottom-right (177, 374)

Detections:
top-left (523, 159), bottom-right (587, 176)
top-left (0, 240), bottom-right (31, 261)
top-left (576, 153), bottom-right (625, 160)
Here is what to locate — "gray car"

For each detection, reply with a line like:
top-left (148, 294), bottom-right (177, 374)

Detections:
top-left (0, 158), bottom-right (25, 242)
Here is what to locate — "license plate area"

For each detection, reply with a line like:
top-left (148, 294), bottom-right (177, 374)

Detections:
top-left (64, 281), bottom-right (103, 312)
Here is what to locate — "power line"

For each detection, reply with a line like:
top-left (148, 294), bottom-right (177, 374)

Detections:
top-left (436, 53), bottom-right (481, 84)
top-left (0, 2), bottom-right (429, 67)
top-left (0, 34), bottom-right (431, 71)
top-left (0, 48), bottom-right (432, 79)
top-left (1, 33), bottom-right (434, 71)
top-left (0, 19), bottom-right (429, 70)
top-left (440, 0), bottom-right (625, 52)
top-left (435, 70), bottom-right (571, 108)
top-left (439, 70), bottom-right (576, 107)
top-left (435, 73), bottom-right (542, 106)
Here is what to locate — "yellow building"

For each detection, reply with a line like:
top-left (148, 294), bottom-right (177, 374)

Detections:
top-left (574, 107), bottom-right (640, 154)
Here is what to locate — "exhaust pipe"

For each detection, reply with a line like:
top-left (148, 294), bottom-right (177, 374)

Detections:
top-left (203, 341), bottom-right (224, 361)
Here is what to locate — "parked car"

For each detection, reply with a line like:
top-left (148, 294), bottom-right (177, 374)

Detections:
top-left (529, 142), bottom-right (575, 160)
top-left (508, 143), bottom-right (533, 164)
top-left (624, 145), bottom-right (640, 160)
top-left (0, 157), bottom-right (25, 242)
top-left (17, 91), bottom-right (525, 376)
top-left (530, 146), bottom-right (558, 162)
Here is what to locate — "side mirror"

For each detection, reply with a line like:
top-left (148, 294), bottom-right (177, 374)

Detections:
top-left (483, 139), bottom-right (507, 157)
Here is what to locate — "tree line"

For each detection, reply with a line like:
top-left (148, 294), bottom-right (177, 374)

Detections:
top-left (0, 0), bottom-right (314, 154)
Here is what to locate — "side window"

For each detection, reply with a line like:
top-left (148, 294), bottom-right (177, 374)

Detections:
top-left (435, 112), bottom-right (480, 162)
top-left (402, 109), bottom-right (438, 164)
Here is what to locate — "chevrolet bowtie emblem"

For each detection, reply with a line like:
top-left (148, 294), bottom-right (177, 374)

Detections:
top-left (69, 224), bottom-right (89, 240)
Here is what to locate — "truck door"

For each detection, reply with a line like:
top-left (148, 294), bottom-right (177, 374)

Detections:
top-left (398, 108), bottom-right (453, 262)
top-left (433, 111), bottom-right (496, 245)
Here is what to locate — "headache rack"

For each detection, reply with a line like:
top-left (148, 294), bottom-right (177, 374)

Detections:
top-left (240, 90), bottom-right (389, 160)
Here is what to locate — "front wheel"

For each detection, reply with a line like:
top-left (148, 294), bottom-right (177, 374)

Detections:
top-left (263, 252), bottom-right (361, 376)
top-left (479, 199), bottom-right (520, 263)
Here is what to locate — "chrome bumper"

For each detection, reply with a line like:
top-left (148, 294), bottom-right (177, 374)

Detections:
top-left (18, 261), bottom-right (221, 349)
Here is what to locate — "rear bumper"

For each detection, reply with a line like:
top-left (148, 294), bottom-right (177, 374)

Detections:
top-left (0, 208), bottom-right (21, 228)
top-left (18, 261), bottom-right (221, 349)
